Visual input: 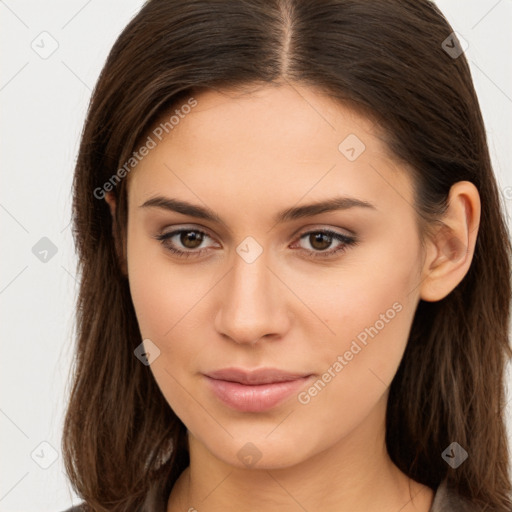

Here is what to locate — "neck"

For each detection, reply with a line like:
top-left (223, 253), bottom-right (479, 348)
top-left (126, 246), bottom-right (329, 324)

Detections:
top-left (167, 395), bottom-right (434, 512)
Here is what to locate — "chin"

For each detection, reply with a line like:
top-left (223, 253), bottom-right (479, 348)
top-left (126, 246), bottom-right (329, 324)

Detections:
top-left (198, 429), bottom-right (319, 470)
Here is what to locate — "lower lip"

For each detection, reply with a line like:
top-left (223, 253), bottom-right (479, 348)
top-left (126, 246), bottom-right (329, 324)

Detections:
top-left (204, 375), bottom-right (313, 412)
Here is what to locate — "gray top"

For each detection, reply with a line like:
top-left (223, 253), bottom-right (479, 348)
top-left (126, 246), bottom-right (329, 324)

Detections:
top-left (61, 478), bottom-right (479, 511)
top-left (429, 479), bottom-right (478, 511)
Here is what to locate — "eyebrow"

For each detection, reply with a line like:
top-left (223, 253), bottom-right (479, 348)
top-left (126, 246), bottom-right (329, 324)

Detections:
top-left (139, 195), bottom-right (376, 226)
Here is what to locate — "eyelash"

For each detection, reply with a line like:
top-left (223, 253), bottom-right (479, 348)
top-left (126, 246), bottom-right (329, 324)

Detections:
top-left (154, 227), bottom-right (358, 260)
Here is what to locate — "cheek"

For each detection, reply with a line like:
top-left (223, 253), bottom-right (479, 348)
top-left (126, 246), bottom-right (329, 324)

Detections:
top-left (126, 234), bottom-right (205, 422)
top-left (126, 223), bottom-right (219, 386)
top-left (126, 219), bottom-right (195, 340)
top-left (290, 234), bottom-right (420, 351)
top-left (293, 237), bottom-right (420, 407)
top-left (128, 267), bottom-right (206, 377)
top-left (294, 294), bottom-right (415, 446)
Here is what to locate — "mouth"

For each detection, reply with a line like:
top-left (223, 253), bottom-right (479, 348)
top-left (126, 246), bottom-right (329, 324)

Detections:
top-left (203, 367), bottom-right (314, 412)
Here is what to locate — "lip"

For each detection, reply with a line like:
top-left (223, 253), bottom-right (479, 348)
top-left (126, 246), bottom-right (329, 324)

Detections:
top-left (204, 368), bottom-right (313, 412)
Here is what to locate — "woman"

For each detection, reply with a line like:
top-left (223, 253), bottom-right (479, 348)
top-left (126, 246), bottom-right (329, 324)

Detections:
top-left (61, 1), bottom-right (512, 511)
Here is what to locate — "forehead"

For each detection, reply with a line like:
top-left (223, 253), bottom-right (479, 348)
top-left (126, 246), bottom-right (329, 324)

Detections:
top-left (126, 84), bottom-right (414, 217)
top-left (144, 84), bottom-right (379, 165)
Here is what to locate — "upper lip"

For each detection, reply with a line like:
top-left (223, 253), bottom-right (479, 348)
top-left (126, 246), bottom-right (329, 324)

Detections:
top-left (205, 368), bottom-right (312, 385)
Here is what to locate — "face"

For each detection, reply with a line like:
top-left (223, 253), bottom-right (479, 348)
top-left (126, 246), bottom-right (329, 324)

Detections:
top-left (124, 84), bottom-right (425, 469)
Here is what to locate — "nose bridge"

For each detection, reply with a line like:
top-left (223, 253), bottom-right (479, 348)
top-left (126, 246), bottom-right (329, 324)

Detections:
top-left (233, 253), bottom-right (265, 295)
top-left (214, 243), bottom-right (286, 344)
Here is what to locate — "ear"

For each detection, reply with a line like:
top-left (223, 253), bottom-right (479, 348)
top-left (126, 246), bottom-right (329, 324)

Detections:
top-left (104, 190), bottom-right (116, 216)
top-left (104, 191), bottom-right (128, 276)
top-left (419, 181), bottom-right (481, 302)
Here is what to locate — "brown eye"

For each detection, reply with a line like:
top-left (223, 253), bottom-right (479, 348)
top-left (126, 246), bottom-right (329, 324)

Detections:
top-left (308, 232), bottom-right (333, 251)
top-left (294, 229), bottom-right (357, 260)
top-left (180, 230), bottom-right (204, 249)
top-left (155, 227), bottom-right (218, 259)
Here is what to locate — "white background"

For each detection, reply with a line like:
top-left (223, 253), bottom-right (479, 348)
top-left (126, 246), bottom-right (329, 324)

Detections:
top-left (1, 1), bottom-right (511, 510)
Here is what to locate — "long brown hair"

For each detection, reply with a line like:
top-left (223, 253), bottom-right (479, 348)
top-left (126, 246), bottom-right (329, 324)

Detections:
top-left (63, 1), bottom-right (512, 510)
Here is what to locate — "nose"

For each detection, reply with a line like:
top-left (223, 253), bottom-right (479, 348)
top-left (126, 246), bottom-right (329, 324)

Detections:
top-left (214, 247), bottom-right (291, 346)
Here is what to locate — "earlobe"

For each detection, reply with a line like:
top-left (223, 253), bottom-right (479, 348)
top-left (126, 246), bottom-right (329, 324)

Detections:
top-left (419, 181), bottom-right (481, 302)
top-left (105, 191), bottom-right (117, 217)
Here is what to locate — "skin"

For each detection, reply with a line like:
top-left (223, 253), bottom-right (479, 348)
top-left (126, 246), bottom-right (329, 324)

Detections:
top-left (105, 83), bottom-right (480, 512)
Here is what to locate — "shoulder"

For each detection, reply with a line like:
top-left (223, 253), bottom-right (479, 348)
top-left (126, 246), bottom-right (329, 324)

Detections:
top-left (60, 505), bottom-right (86, 512)
top-left (430, 479), bottom-right (480, 512)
